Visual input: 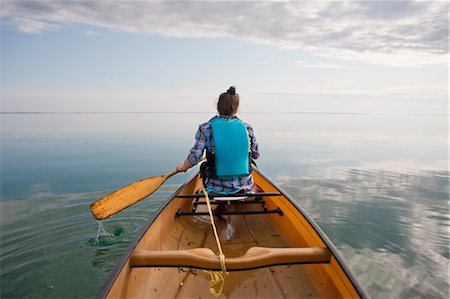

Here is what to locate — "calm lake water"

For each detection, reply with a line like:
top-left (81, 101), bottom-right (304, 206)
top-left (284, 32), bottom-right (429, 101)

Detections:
top-left (1, 112), bottom-right (448, 298)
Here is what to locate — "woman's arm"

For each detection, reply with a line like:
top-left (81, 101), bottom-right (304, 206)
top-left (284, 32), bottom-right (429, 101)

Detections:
top-left (176, 124), bottom-right (207, 171)
top-left (247, 124), bottom-right (260, 159)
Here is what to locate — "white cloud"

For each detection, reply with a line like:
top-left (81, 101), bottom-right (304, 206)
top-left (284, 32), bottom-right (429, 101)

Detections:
top-left (1, 0), bottom-right (447, 66)
top-left (267, 82), bottom-right (448, 98)
top-left (83, 30), bottom-right (99, 36)
top-left (291, 60), bottom-right (350, 69)
top-left (6, 16), bottom-right (60, 33)
top-left (257, 60), bottom-right (352, 69)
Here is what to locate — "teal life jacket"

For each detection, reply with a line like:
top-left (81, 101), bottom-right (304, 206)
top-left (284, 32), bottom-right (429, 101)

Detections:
top-left (210, 116), bottom-right (250, 179)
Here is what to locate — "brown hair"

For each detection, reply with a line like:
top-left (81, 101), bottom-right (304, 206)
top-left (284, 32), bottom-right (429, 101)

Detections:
top-left (217, 86), bottom-right (239, 116)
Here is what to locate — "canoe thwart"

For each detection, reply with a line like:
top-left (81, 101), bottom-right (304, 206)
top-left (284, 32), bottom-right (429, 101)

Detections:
top-left (129, 246), bottom-right (331, 271)
top-left (174, 207), bottom-right (284, 218)
top-left (175, 192), bottom-right (282, 198)
top-left (193, 201), bottom-right (268, 206)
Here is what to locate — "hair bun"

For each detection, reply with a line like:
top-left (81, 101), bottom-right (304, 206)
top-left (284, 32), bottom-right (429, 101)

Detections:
top-left (227, 86), bottom-right (236, 95)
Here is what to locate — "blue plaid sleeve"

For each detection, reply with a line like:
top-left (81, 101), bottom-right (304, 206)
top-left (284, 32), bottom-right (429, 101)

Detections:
top-left (247, 124), bottom-right (260, 159)
top-left (187, 123), bottom-right (209, 165)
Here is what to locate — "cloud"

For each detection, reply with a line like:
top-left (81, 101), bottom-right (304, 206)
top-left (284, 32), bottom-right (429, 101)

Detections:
top-left (5, 16), bottom-right (60, 33)
top-left (83, 30), bottom-right (99, 37)
top-left (257, 60), bottom-right (352, 69)
top-left (1, 0), bottom-right (448, 65)
top-left (266, 82), bottom-right (448, 98)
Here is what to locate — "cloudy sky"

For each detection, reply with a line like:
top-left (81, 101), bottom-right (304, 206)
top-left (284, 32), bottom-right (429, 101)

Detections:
top-left (1, 0), bottom-right (448, 113)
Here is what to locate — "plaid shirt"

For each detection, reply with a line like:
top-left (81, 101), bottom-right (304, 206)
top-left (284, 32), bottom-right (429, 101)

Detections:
top-left (187, 116), bottom-right (260, 193)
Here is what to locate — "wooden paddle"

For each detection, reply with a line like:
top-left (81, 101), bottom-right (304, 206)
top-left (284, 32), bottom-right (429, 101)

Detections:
top-left (90, 170), bottom-right (179, 220)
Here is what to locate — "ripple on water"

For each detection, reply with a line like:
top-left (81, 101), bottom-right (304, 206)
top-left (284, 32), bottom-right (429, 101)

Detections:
top-left (0, 196), bottom-right (157, 298)
top-left (83, 216), bottom-right (148, 247)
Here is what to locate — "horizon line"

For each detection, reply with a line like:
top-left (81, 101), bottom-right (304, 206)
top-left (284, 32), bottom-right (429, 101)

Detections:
top-left (0, 111), bottom-right (448, 116)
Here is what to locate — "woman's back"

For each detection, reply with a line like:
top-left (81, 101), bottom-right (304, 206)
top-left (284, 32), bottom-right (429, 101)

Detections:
top-left (176, 86), bottom-right (259, 194)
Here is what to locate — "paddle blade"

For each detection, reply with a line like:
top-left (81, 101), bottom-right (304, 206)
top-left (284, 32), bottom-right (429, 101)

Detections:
top-left (90, 171), bottom-right (177, 220)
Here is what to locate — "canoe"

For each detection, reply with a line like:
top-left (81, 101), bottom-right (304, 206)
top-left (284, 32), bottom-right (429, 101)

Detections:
top-left (97, 169), bottom-right (368, 298)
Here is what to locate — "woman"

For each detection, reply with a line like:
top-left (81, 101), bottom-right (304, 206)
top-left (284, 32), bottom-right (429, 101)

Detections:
top-left (176, 86), bottom-right (259, 194)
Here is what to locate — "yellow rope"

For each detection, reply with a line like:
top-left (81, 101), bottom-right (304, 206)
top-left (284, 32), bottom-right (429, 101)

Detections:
top-left (202, 185), bottom-right (229, 298)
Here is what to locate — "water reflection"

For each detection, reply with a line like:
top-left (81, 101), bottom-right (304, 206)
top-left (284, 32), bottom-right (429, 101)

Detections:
top-left (279, 168), bottom-right (449, 299)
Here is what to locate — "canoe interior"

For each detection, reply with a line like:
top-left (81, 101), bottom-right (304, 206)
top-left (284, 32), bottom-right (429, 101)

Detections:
top-left (103, 170), bottom-right (361, 298)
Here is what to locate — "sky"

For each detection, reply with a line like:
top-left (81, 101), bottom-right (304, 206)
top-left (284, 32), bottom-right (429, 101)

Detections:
top-left (1, 0), bottom-right (448, 114)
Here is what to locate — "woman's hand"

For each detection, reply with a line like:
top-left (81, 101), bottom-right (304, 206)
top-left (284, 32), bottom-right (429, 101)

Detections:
top-left (176, 161), bottom-right (186, 172)
top-left (176, 159), bottom-right (193, 172)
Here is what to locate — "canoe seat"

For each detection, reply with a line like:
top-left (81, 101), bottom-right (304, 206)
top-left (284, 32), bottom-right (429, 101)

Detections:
top-left (129, 247), bottom-right (331, 271)
top-left (176, 192), bottom-right (285, 217)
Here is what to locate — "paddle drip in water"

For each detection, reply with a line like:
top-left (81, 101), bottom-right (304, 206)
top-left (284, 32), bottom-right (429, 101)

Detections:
top-left (96, 220), bottom-right (108, 238)
top-left (87, 221), bottom-right (116, 247)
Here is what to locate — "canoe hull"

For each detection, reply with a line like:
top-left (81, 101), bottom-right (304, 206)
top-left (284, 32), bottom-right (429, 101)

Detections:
top-left (98, 169), bottom-right (367, 298)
